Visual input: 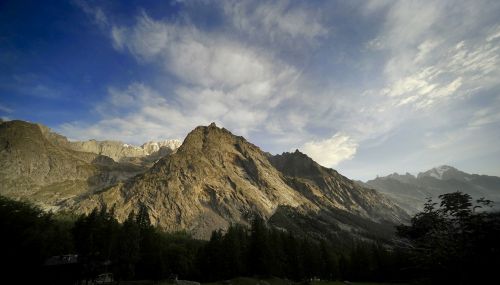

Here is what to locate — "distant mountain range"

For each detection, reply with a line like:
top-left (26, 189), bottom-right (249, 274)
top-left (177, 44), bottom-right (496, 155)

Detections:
top-left (37, 123), bottom-right (182, 163)
top-left (359, 165), bottom-right (500, 214)
top-left (0, 120), bottom-right (407, 240)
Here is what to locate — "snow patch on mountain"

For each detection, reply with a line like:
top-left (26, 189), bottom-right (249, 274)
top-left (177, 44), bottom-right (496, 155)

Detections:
top-left (429, 165), bottom-right (452, 179)
top-left (122, 139), bottom-right (183, 155)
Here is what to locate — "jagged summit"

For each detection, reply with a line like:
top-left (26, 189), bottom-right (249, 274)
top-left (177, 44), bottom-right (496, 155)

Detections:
top-left (417, 165), bottom-right (459, 180)
top-left (270, 149), bottom-right (327, 177)
top-left (363, 165), bottom-right (500, 214)
top-left (372, 166), bottom-right (460, 182)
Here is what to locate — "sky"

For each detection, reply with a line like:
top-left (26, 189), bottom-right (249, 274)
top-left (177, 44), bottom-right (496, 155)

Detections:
top-left (1, 0), bottom-right (500, 181)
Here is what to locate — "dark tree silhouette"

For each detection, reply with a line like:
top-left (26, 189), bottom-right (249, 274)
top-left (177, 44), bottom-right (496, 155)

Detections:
top-left (397, 192), bottom-right (500, 284)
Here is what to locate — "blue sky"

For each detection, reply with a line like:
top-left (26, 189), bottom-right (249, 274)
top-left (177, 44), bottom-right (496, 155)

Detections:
top-left (1, 0), bottom-right (500, 180)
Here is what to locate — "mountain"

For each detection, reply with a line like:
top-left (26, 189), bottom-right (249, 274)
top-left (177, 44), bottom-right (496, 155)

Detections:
top-left (361, 165), bottom-right (500, 214)
top-left (1, 120), bottom-right (407, 240)
top-left (269, 150), bottom-right (406, 223)
top-left (0, 120), bottom-right (177, 210)
top-left (70, 123), bottom-right (407, 239)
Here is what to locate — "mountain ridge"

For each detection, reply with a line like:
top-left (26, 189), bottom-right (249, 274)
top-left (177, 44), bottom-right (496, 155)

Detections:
top-left (361, 166), bottom-right (500, 214)
top-left (1, 120), bottom-right (408, 240)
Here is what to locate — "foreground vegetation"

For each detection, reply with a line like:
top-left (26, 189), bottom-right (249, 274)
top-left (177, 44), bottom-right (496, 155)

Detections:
top-left (0, 192), bottom-right (498, 284)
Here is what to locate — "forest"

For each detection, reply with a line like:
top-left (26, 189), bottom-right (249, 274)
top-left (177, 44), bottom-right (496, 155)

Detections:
top-left (0, 192), bottom-right (498, 284)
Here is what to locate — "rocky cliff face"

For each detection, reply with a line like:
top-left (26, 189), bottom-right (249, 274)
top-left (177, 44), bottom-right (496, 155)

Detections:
top-left (72, 123), bottom-right (407, 239)
top-left (0, 120), bottom-right (146, 210)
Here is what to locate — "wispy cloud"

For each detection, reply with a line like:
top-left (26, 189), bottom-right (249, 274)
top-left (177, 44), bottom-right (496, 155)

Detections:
top-left (370, 1), bottom-right (500, 109)
top-left (340, 0), bottom-right (500, 141)
top-left (61, 9), bottom-right (308, 145)
top-left (73, 0), bottom-right (108, 28)
top-left (61, 83), bottom-right (190, 143)
top-left (222, 0), bottom-right (327, 44)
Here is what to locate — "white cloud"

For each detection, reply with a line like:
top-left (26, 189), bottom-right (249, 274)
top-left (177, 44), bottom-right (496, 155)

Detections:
top-left (222, 0), bottom-right (327, 46)
top-left (110, 26), bottom-right (126, 50)
top-left (64, 3), bottom-right (319, 148)
top-left (300, 133), bottom-right (358, 167)
top-left (60, 83), bottom-right (192, 143)
top-left (57, 10), bottom-right (305, 144)
top-left (111, 13), bottom-right (298, 89)
top-left (347, 0), bottom-right (500, 144)
top-left (486, 25), bottom-right (500, 42)
top-left (168, 38), bottom-right (274, 88)
top-left (59, 77), bottom-right (295, 144)
top-left (64, 1), bottom-right (500, 178)
top-left (372, 1), bottom-right (500, 110)
top-left (112, 12), bottom-right (171, 61)
top-left (102, 2), bottom-right (499, 150)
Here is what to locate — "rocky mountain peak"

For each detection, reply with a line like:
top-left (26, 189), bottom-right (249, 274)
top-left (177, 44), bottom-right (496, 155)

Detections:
top-left (417, 165), bottom-right (460, 180)
top-left (177, 123), bottom-right (253, 155)
top-left (383, 172), bottom-right (417, 184)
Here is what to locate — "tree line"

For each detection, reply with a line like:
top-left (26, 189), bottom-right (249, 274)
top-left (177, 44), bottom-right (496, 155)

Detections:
top-left (1, 192), bottom-right (499, 284)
